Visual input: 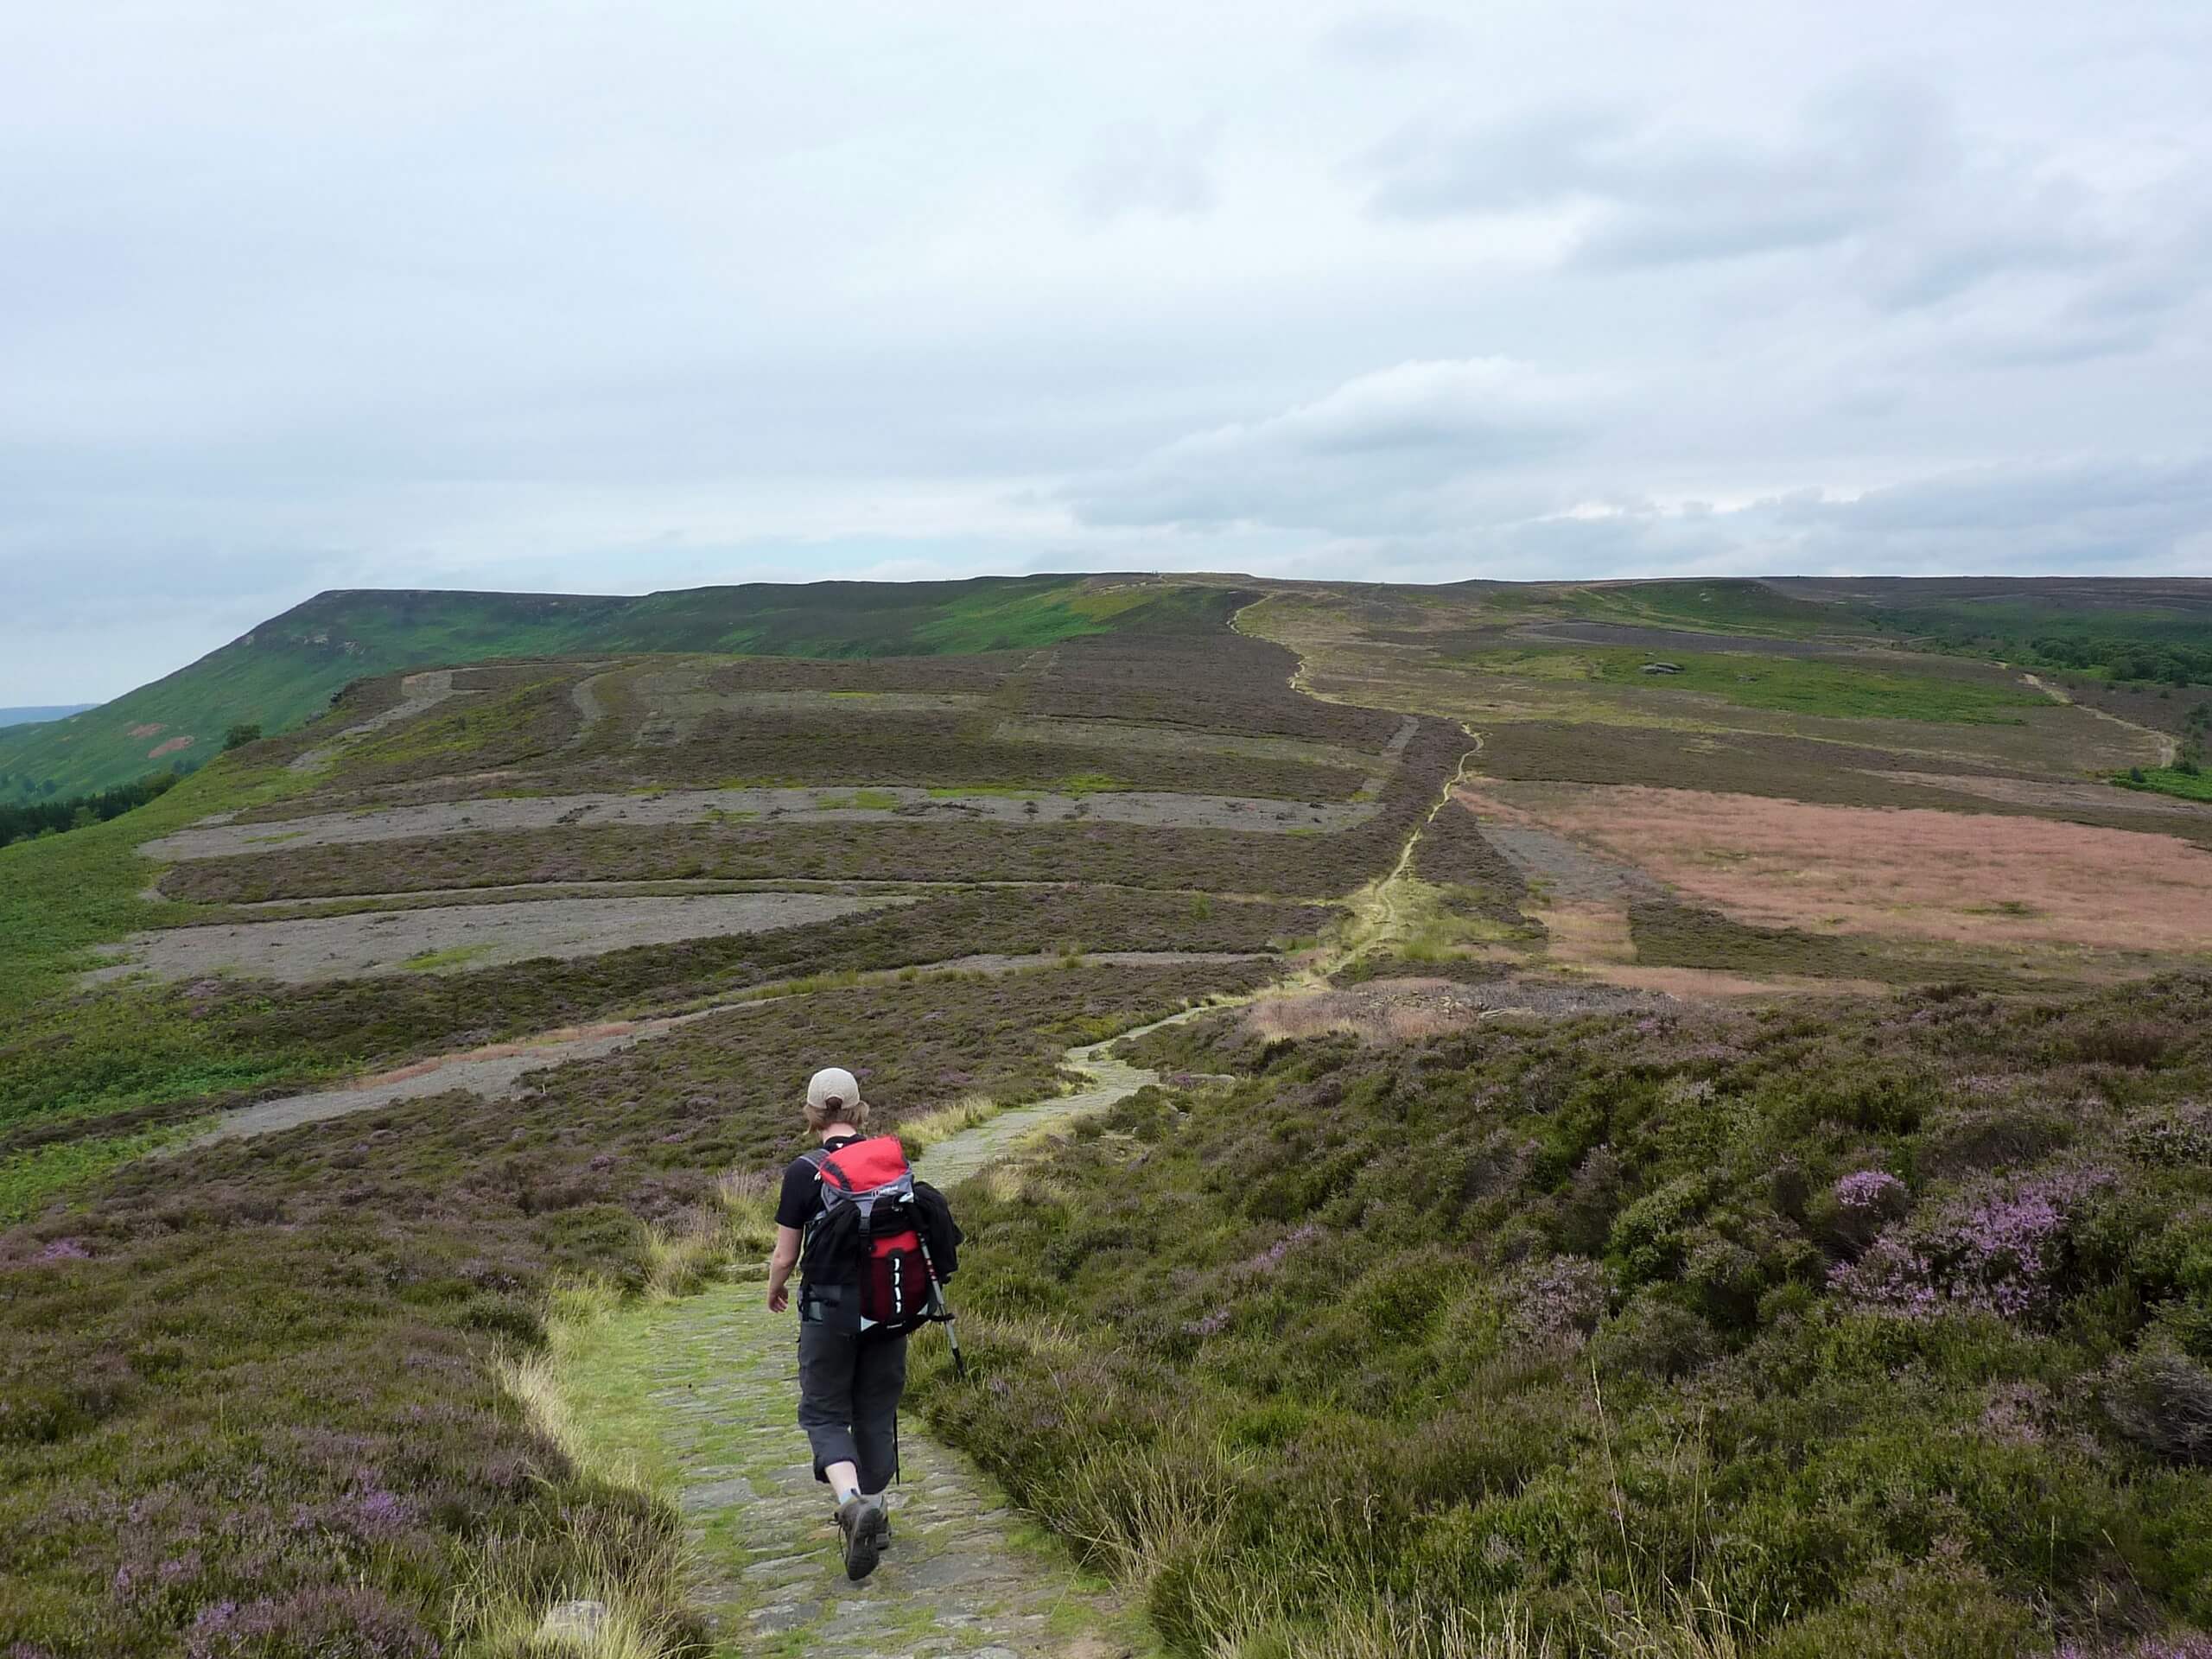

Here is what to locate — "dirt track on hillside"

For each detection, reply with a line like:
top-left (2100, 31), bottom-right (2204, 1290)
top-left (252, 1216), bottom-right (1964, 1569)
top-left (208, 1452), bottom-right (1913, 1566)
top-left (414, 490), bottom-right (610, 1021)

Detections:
top-left (166, 950), bottom-right (1274, 1148)
top-left (91, 892), bottom-right (913, 983)
top-left (143, 785), bottom-right (1376, 861)
top-left (287, 670), bottom-right (467, 772)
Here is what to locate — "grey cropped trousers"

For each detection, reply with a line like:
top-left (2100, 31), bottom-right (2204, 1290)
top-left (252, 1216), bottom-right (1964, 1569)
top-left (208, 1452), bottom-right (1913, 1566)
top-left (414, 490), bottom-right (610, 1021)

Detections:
top-left (796, 1319), bottom-right (907, 1495)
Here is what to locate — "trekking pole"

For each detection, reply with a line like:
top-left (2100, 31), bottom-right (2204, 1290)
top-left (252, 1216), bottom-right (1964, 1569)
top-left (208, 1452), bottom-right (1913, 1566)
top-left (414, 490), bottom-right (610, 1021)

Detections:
top-left (913, 1233), bottom-right (967, 1380)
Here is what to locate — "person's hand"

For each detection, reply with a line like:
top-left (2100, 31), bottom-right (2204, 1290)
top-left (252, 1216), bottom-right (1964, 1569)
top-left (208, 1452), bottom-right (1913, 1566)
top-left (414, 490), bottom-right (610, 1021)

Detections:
top-left (767, 1284), bottom-right (789, 1313)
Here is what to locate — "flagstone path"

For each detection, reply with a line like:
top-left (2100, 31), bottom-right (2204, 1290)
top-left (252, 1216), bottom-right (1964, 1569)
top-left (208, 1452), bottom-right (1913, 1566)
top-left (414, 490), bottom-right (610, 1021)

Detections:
top-left (554, 1022), bottom-right (1198, 1658)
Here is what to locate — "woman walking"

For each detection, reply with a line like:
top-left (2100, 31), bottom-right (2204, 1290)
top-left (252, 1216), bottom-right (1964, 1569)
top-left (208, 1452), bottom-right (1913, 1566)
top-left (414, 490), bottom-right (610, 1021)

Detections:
top-left (764, 1066), bottom-right (909, 1582)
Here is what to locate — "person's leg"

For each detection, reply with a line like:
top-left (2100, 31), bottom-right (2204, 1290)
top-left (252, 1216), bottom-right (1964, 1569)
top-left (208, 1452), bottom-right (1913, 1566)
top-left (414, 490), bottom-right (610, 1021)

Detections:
top-left (799, 1320), bottom-right (886, 1579)
top-left (850, 1332), bottom-right (910, 1497)
top-left (796, 1322), bottom-right (864, 1501)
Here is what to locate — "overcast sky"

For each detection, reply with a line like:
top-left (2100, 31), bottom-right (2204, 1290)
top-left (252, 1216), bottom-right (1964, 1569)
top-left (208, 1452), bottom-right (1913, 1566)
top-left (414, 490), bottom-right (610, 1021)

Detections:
top-left (3, 2), bottom-right (2209, 702)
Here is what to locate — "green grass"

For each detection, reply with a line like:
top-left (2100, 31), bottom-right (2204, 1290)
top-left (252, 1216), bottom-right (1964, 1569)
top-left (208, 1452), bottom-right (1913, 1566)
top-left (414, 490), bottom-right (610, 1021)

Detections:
top-left (2115, 766), bottom-right (2212, 802)
top-left (0, 750), bottom-right (335, 1132)
top-left (1452, 646), bottom-right (2043, 723)
top-left (1567, 578), bottom-right (1873, 639)
top-left (0, 1116), bottom-right (215, 1222)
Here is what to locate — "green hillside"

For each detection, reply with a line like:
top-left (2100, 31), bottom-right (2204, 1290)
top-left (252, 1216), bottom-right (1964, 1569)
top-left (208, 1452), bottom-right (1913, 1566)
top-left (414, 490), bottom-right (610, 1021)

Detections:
top-left (0, 575), bottom-right (1221, 803)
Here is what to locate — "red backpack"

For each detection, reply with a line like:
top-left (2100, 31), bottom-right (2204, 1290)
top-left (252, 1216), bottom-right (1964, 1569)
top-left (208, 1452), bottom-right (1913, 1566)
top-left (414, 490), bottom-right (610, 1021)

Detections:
top-left (798, 1137), bottom-right (946, 1337)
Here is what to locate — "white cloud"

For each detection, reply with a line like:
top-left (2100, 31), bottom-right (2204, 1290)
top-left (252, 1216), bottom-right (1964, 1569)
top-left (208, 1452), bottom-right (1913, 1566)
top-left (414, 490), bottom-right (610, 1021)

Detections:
top-left (1, 0), bottom-right (2210, 700)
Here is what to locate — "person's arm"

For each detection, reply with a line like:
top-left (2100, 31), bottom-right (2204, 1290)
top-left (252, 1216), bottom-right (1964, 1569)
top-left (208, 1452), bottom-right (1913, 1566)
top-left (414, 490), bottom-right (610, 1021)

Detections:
top-left (766, 1224), bottom-right (802, 1313)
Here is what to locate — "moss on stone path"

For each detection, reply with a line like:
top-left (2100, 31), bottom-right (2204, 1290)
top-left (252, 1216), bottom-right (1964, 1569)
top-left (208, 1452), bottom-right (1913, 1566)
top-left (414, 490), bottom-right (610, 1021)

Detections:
top-left (555, 1027), bottom-right (1191, 1656)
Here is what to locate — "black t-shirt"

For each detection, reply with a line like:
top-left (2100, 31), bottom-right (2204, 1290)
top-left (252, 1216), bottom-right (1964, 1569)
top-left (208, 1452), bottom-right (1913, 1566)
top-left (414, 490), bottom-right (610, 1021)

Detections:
top-left (775, 1134), bottom-right (861, 1232)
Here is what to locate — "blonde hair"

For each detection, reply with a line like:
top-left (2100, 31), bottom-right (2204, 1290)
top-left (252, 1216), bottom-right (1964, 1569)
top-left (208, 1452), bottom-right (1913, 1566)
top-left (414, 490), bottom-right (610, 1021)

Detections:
top-left (804, 1092), bottom-right (868, 1133)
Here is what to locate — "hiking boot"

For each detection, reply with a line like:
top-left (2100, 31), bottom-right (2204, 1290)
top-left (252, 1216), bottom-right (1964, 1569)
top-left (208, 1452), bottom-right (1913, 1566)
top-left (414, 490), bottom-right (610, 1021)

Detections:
top-left (868, 1496), bottom-right (893, 1553)
top-left (836, 1495), bottom-right (883, 1582)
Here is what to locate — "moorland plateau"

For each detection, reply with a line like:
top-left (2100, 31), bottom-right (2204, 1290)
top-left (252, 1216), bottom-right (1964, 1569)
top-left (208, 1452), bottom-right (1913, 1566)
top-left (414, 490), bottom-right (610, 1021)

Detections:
top-left (3, 574), bottom-right (2211, 1658)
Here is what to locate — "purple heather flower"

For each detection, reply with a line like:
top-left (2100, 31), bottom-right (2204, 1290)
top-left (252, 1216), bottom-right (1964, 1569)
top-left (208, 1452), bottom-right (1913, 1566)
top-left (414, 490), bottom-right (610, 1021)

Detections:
top-left (1236, 1223), bottom-right (1323, 1276)
top-left (1504, 1255), bottom-right (1608, 1348)
top-left (1834, 1169), bottom-right (1906, 1211)
top-left (348, 1489), bottom-right (412, 1540)
top-left (1835, 1166), bottom-right (2113, 1321)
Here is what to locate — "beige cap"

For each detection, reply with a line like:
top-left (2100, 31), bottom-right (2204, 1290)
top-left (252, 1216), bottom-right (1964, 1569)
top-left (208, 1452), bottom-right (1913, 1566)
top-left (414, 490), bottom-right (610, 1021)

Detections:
top-left (806, 1066), bottom-right (861, 1114)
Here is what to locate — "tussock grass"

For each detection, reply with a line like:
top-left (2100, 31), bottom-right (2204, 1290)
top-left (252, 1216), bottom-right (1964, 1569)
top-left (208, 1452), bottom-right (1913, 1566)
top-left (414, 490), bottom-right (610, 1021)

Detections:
top-left (896, 1091), bottom-right (1003, 1154)
top-left (1201, 1597), bottom-right (1560, 1659)
top-left (485, 1284), bottom-right (692, 1656)
top-left (449, 1503), bottom-right (694, 1659)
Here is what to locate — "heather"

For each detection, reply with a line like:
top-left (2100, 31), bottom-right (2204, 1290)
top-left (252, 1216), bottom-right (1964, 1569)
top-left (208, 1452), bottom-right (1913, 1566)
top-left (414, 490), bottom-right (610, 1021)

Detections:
top-left (0, 959), bottom-right (1266, 1655)
top-left (155, 721), bottom-right (1468, 906)
top-left (915, 976), bottom-right (2212, 1656)
top-left (1451, 645), bottom-right (2045, 723)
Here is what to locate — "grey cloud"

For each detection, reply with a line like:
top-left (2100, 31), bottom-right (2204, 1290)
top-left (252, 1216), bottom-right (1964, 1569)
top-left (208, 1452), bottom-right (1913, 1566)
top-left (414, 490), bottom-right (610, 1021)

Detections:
top-left (1359, 81), bottom-right (1944, 267)
top-left (1062, 359), bottom-right (1599, 532)
top-left (1353, 73), bottom-right (2182, 343)
top-left (1435, 457), bottom-right (2212, 581)
top-left (1071, 120), bottom-right (1219, 222)
top-left (1317, 10), bottom-right (1464, 66)
top-left (2, 4), bottom-right (2209, 702)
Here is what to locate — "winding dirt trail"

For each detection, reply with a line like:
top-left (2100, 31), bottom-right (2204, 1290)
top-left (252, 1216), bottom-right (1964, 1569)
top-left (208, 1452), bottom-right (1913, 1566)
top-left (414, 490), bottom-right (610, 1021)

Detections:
top-left (554, 1018), bottom-right (1205, 1655)
top-left (2020, 671), bottom-right (2177, 765)
top-left (287, 670), bottom-right (467, 773)
top-left (168, 951), bottom-right (1270, 1152)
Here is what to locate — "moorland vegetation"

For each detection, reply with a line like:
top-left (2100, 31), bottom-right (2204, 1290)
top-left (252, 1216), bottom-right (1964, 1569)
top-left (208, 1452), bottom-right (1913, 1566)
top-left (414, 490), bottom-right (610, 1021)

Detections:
top-left (7, 573), bottom-right (2212, 1658)
top-left (921, 979), bottom-right (2212, 1657)
top-left (0, 575), bottom-right (1230, 804)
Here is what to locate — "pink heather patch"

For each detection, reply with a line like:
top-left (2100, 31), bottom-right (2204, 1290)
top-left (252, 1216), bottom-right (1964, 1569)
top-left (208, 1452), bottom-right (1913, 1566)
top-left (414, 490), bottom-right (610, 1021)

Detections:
top-left (1235, 1222), bottom-right (1324, 1277)
top-left (1485, 784), bottom-right (2212, 955)
top-left (2051, 1636), bottom-right (2212, 1659)
top-left (1503, 1255), bottom-right (1609, 1348)
top-left (1834, 1170), bottom-right (1907, 1211)
top-left (1835, 1166), bottom-right (2113, 1320)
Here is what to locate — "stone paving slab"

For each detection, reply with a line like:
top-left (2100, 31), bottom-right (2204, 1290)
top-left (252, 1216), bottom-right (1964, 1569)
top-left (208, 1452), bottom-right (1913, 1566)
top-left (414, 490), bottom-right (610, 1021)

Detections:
top-left (552, 1024), bottom-right (1195, 1656)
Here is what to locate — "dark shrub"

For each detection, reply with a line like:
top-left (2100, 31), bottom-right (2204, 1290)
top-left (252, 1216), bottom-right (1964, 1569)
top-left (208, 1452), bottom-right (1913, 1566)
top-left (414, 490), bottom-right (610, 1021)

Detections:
top-left (2107, 1345), bottom-right (2212, 1465)
top-left (2058, 1019), bottom-right (2181, 1070)
top-left (1590, 1293), bottom-right (1718, 1380)
top-left (1919, 1102), bottom-right (2077, 1179)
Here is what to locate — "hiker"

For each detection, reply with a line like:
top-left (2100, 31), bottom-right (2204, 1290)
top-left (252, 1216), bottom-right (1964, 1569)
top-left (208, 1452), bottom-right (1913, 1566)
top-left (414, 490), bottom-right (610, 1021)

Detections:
top-left (765, 1065), bottom-right (963, 1582)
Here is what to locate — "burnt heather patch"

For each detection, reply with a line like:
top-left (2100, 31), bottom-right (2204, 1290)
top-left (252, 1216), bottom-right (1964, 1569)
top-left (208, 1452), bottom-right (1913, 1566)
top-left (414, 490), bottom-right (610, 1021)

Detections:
top-left (11, 888), bottom-right (1323, 1146)
top-left (160, 721), bottom-right (1468, 906)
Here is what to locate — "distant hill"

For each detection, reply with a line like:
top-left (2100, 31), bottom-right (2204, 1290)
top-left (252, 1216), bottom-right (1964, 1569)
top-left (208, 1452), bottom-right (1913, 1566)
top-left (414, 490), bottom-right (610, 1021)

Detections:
top-left (12, 570), bottom-right (2212, 804)
top-left (0, 576), bottom-right (1228, 802)
top-left (0, 704), bottom-right (93, 729)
